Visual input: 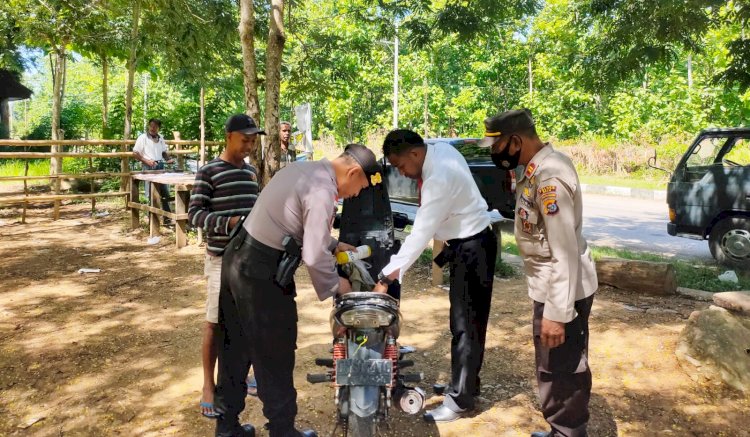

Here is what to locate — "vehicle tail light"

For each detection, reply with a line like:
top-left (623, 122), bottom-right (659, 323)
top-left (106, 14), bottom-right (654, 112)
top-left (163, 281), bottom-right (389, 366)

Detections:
top-left (669, 208), bottom-right (676, 222)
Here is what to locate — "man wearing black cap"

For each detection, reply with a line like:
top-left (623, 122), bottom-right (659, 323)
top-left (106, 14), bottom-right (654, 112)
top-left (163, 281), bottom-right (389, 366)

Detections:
top-left (373, 129), bottom-right (497, 423)
top-left (189, 114), bottom-right (263, 420)
top-left (479, 109), bottom-right (597, 437)
top-left (214, 143), bottom-right (382, 437)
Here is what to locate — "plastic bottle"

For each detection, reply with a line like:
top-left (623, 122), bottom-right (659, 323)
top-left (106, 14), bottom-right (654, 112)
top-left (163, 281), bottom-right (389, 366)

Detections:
top-left (336, 245), bottom-right (372, 265)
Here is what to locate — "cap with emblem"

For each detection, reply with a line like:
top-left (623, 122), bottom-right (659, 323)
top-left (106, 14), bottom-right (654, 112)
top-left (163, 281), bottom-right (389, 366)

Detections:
top-left (344, 143), bottom-right (383, 186)
top-left (225, 114), bottom-right (266, 135)
top-left (478, 108), bottom-right (535, 148)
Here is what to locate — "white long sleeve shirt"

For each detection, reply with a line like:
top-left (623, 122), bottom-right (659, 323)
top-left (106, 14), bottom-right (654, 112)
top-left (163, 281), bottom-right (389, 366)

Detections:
top-left (382, 142), bottom-right (491, 281)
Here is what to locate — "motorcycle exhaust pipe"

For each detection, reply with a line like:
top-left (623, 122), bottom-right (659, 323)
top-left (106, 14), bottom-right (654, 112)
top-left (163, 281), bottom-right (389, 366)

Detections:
top-left (395, 387), bottom-right (425, 415)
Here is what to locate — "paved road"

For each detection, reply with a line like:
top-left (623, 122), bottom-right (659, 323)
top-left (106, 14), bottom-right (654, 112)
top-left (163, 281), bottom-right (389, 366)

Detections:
top-left (581, 194), bottom-right (711, 261)
top-left (393, 193), bottom-right (713, 261)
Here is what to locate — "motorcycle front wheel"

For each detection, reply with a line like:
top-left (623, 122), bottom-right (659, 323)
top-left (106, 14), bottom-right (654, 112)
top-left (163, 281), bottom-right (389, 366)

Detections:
top-left (347, 412), bottom-right (376, 437)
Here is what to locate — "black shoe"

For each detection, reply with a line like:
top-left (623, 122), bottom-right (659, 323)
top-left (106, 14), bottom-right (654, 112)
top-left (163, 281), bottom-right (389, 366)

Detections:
top-left (238, 424), bottom-right (256, 437)
top-left (423, 404), bottom-right (469, 423)
top-left (530, 432), bottom-right (550, 437)
top-left (215, 422), bottom-right (255, 437)
top-left (298, 430), bottom-right (317, 437)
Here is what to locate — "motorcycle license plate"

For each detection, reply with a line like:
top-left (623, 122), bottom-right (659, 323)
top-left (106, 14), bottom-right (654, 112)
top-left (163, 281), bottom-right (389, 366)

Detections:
top-left (335, 359), bottom-right (392, 386)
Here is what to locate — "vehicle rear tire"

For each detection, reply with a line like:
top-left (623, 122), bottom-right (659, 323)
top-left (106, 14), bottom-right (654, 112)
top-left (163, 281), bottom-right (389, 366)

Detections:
top-left (347, 412), bottom-right (376, 437)
top-left (708, 217), bottom-right (750, 270)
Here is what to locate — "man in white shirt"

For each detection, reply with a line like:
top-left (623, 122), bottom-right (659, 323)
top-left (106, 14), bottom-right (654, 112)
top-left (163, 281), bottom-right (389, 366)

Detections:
top-left (372, 129), bottom-right (497, 423)
top-left (133, 118), bottom-right (174, 216)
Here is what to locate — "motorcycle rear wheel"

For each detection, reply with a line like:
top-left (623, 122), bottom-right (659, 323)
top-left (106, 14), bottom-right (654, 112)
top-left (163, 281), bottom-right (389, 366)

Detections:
top-left (347, 412), bottom-right (376, 437)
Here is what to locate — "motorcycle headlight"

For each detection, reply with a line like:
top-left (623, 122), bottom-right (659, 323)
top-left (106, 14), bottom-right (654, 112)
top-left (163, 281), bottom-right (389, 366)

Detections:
top-left (339, 308), bottom-right (395, 328)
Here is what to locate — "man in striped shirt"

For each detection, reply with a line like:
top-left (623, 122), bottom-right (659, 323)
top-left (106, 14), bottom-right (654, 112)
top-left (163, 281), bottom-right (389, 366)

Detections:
top-left (189, 114), bottom-right (262, 424)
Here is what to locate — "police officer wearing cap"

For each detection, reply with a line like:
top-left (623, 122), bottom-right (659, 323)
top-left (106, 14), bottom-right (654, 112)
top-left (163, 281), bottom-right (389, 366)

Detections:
top-left (214, 144), bottom-right (382, 437)
top-left (479, 109), bottom-right (597, 437)
top-left (372, 129), bottom-right (497, 423)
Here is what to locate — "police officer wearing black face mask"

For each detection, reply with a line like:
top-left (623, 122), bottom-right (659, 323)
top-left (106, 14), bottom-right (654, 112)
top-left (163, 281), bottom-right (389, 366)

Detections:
top-left (479, 109), bottom-right (598, 437)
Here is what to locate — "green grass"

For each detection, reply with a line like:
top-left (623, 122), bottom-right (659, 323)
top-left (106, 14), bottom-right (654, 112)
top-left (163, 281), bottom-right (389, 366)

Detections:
top-left (0, 160), bottom-right (50, 185)
top-left (500, 232), bottom-right (750, 293)
top-left (578, 174), bottom-right (668, 191)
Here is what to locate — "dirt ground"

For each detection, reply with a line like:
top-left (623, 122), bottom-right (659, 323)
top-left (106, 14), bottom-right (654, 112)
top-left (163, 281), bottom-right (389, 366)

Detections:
top-left (1, 202), bottom-right (748, 437)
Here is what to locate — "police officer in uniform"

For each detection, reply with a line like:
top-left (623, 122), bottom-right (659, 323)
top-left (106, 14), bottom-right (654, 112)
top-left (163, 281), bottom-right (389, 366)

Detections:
top-left (214, 144), bottom-right (383, 437)
top-left (479, 109), bottom-right (597, 437)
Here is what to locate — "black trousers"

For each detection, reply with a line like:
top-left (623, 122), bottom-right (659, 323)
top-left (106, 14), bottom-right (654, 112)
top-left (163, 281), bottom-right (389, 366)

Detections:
top-left (444, 227), bottom-right (497, 411)
top-left (214, 228), bottom-right (300, 437)
top-left (533, 293), bottom-right (595, 437)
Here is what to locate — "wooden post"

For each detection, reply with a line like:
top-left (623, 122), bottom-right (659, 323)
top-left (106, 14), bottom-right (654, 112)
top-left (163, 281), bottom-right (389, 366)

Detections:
top-left (52, 128), bottom-right (64, 220)
top-left (21, 153), bottom-right (29, 224)
top-left (130, 176), bottom-right (139, 230)
top-left (149, 181), bottom-right (161, 237)
top-left (173, 131), bottom-right (184, 170)
top-left (175, 189), bottom-right (189, 248)
top-left (432, 240), bottom-right (445, 286)
top-left (89, 156), bottom-right (96, 214)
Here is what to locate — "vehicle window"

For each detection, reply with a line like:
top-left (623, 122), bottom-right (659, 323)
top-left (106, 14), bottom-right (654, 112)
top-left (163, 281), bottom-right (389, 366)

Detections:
top-left (385, 165), bottom-right (418, 203)
top-left (458, 143), bottom-right (485, 159)
top-left (686, 136), bottom-right (728, 168)
top-left (722, 138), bottom-right (750, 166)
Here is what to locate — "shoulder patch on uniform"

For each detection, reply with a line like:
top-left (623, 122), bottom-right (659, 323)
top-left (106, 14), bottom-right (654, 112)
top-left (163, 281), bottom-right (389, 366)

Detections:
top-left (524, 163), bottom-right (537, 179)
top-left (543, 198), bottom-right (559, 215)
top-left (538, 185), bottom-right (557, 195)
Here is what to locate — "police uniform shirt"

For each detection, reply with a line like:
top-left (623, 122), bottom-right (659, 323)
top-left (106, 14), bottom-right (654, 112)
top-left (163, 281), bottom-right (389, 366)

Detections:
top-left (381, 142), bottom-right (491, 281)
top-left (243, 160), bottom-right (340, 299)
top-left (515, 145), bottom-right (597, 323)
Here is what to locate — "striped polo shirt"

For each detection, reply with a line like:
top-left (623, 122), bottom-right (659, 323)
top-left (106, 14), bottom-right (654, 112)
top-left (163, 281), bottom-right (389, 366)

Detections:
top-left (188, 158), bottom-right (259, 256)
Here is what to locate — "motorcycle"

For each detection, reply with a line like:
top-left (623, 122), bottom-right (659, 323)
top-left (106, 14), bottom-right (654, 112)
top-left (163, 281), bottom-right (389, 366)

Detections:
top-left (307, 291), bottom-right (425, 436)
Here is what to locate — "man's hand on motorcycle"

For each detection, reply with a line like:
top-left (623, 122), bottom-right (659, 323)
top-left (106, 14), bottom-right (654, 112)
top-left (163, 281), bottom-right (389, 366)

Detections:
top-left (337, 277), bottom-right (353, 295)
top-left (372, 282), bottom-right (388, 294)
top-left (334, 241), bottom-right (357, 255)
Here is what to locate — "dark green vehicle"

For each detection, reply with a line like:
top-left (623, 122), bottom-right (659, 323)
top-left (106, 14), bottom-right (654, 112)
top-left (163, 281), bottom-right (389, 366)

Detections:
top-left (665, 128), bottom-right (750, 269)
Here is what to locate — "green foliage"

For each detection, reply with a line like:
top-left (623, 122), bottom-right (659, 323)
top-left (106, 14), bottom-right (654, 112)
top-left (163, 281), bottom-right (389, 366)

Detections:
top-left (5, 0), bottom-right (750, 164)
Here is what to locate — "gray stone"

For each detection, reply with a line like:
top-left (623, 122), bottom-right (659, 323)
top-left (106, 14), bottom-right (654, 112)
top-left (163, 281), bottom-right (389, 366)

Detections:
top-left (676, 287), bottom-right (714, 302)
top-left (712, 291), bottom-right (750, 316)
top-left (675, 305), bottom-right (750, 392)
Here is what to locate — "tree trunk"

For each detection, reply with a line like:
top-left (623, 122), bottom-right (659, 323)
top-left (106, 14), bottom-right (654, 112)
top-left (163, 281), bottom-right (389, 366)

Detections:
top-left (423, 77), bottom-right (429, 137)
top-left (51, 47), bottom-right (67, 219)
top-left (124, 0), bottom-right (141, 141)
top-left (262, 0), bottom-right (286, 185)
top-left (595, 258), bottom-right (677, 295)
top-left (101, 54), bottom-right (109, 138)
top-left (200, 87), bottom-right (206, 167)
top-left (123, 0), bottom-right (141, 193)
top-left (239, 0), bottom-right (262, 173)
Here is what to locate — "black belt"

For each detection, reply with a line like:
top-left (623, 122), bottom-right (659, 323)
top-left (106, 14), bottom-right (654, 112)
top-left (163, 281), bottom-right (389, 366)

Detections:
top-left (446, 225), bottom-right (493, 246)
top-left (244, 233), bottom-right (284, 258)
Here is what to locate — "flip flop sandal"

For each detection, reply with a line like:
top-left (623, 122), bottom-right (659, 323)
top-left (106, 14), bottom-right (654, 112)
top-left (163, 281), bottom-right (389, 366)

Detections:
top-left (200, 401), bottom-right (222, 419)
top-left (246, 378), bottom-right (258, 397)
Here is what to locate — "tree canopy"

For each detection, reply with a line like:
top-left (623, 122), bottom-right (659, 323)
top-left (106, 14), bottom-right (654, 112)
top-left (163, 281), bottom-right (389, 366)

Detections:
top-left (3, 0), bottom-right (749, 149)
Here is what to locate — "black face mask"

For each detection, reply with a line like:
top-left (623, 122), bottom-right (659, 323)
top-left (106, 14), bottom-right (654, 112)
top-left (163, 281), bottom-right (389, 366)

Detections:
top-left (491, 137), bottom-right (520, 169)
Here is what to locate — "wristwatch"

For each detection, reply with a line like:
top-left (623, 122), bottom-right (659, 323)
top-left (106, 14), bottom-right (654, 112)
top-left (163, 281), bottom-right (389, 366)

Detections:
top-left (377, 271), bottom-right (394, 286)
